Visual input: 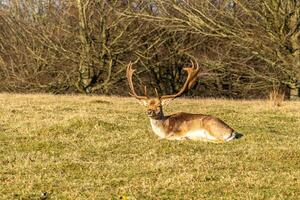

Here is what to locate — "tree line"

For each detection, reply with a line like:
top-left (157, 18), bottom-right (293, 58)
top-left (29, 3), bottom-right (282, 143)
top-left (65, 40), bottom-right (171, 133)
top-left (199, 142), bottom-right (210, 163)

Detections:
top-left (0, 0), bottom-right (299, 98)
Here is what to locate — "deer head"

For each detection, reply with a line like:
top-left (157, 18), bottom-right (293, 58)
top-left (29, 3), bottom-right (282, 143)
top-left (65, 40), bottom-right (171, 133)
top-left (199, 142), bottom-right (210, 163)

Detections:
top-left (126, 61), bottom-right (200, 119)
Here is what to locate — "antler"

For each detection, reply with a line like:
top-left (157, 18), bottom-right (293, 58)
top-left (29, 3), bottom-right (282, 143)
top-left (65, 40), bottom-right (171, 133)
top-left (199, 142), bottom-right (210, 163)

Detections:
top-left (126, 62), bottom-right (149, 100)
top-left (160, 60), bottom-right (200, 100)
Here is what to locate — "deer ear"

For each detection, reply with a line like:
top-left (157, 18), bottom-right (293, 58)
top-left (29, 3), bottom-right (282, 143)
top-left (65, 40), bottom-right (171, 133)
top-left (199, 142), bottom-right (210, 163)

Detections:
top-left (161, 98), bottom-right (174, 106)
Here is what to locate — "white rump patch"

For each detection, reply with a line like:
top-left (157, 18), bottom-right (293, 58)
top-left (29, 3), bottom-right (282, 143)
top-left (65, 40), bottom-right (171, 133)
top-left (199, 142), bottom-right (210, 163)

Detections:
top-left (186, 130), bottom-right (216, 141)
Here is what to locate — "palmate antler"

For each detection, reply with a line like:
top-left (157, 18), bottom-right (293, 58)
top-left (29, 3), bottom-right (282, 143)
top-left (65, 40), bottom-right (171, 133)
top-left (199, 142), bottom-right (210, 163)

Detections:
top-left (126, 60), bottom-right (200, 100)
top-left (126, 62), bottom-right (149, 100)
top-left (160, 60), bottom-right (200, 100)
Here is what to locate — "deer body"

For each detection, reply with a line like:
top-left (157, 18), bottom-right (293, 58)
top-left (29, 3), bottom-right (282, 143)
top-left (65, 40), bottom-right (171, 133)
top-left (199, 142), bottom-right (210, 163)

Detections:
top-left (126, 61), bottom-right (241, 143)
top-left (149, 112), bottom-right (236, 142)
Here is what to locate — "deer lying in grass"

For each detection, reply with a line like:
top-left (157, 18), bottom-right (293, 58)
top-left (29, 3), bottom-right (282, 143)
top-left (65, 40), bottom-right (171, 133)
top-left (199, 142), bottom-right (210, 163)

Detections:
top-left (126, 61), bottom-right (241, 143)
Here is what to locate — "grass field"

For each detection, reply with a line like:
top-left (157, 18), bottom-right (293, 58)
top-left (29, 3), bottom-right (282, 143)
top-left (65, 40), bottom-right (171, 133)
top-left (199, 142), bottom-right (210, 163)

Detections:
top-left (0, 93), bottom-right (299, 199)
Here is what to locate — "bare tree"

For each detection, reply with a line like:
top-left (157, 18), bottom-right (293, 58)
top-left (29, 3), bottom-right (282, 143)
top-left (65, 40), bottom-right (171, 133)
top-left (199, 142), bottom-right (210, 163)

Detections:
top-left (127, 0), bottom-right (300, 98)
top-left (0, 0), bottom-right (155, 94)
top-left (1, 0), bottom-right (299, 98)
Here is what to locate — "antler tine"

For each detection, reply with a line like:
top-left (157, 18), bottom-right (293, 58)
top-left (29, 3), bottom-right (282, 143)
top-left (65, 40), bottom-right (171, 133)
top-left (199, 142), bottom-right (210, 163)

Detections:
top-left (160, 60), bottom-right (200, 100)
top-left (154, 88), bottom-right (160, 98)
top-left (188, 59), bottom-right (200, 89)
top-left (191, 59), bottom-right (194, 69)
top-left (196, 59), bottom-right (199, 69)
top-left (190, 59), bottom-right (199, 71)
top-left (126, 62), bottom-right (148, 100)
top-left (143, 85), bottom-right (149, 98)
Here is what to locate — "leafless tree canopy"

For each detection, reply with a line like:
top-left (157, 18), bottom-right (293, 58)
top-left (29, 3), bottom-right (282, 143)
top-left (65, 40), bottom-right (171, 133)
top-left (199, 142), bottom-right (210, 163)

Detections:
top-left (0, 0), bottom-right (299, 98)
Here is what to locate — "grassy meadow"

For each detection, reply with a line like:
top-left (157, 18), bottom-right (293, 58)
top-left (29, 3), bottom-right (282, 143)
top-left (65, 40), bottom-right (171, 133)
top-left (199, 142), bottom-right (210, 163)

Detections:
top-left (0, 93), bottom-right (300, 199)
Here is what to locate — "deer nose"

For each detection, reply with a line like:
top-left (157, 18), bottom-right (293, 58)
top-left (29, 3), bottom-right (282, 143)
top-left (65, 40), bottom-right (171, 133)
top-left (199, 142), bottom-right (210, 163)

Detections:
top-left (147, 110), bottom-right (154, 115)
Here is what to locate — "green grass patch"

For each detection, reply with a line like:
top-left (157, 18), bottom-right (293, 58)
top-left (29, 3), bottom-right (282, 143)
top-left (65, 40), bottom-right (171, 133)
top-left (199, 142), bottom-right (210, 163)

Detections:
top-left (0, 94), bottom-right (299, 199)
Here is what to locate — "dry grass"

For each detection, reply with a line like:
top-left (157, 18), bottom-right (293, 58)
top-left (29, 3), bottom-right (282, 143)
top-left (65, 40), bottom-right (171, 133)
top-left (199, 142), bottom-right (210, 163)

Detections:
top-left (269, 89), bottom-right (285, 107)
top-left (0, 93), bottom-right (300, 199)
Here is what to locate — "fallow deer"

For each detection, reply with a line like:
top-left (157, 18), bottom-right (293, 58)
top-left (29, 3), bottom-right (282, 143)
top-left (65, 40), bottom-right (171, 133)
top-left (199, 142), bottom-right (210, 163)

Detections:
top-left (126, 61), bottom-right (241, 143)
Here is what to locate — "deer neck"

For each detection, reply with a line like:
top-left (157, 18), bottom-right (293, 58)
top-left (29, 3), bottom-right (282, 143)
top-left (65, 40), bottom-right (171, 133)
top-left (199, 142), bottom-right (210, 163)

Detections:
top-left (149, 109), bottom-right (169, 138)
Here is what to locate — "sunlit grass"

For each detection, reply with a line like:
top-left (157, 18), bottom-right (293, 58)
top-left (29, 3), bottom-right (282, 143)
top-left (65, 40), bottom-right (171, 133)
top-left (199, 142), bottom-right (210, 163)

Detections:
top-left (0, 93), bottom-right (299, 199)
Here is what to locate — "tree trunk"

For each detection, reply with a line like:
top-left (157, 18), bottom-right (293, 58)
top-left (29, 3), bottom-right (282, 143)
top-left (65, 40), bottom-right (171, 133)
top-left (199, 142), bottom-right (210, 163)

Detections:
top-left (290, 88), bottom-right (299, 100)
top-left (76, 0), bottom-right (94, 93)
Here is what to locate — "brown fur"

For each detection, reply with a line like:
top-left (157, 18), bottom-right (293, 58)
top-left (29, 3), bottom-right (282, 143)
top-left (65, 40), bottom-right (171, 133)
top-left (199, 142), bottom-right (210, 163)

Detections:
top-left (127, 63), bottom-right (238, 143)
top-left (153, 112), bottom-right (235, 141)
top-left (143, 98), bottom-right (236, 142)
